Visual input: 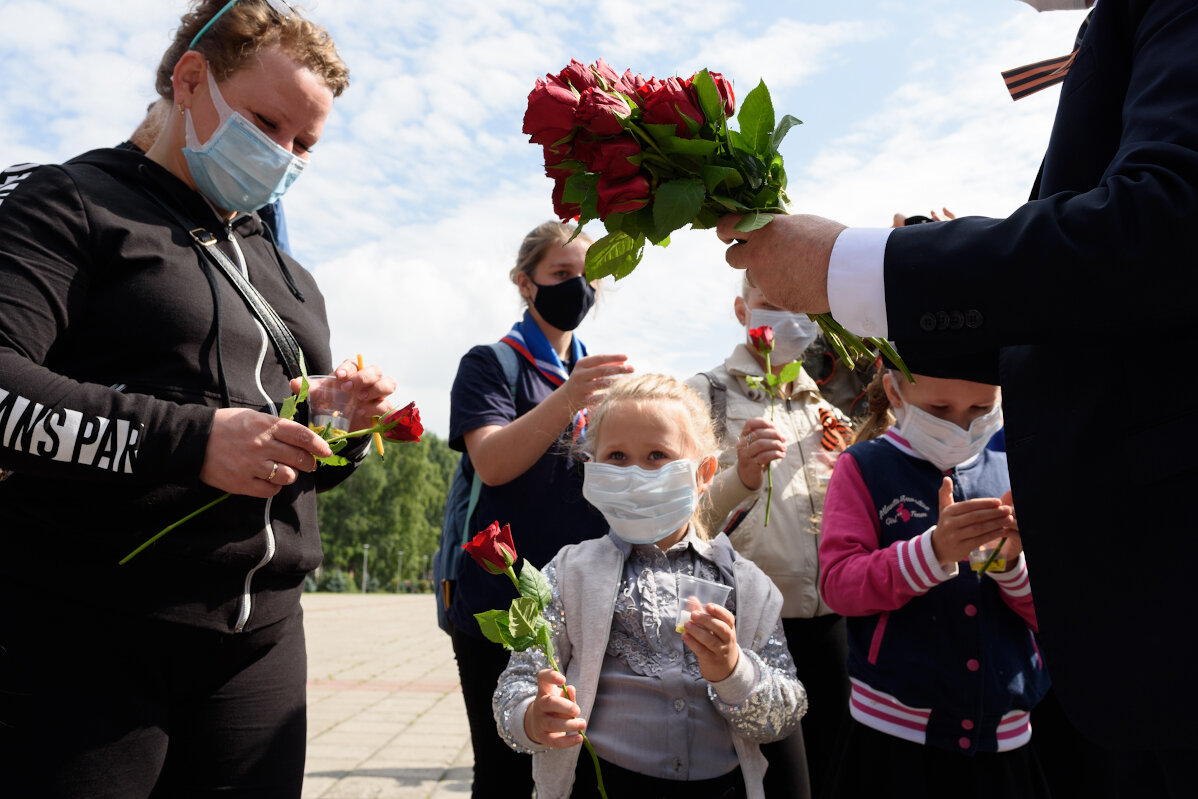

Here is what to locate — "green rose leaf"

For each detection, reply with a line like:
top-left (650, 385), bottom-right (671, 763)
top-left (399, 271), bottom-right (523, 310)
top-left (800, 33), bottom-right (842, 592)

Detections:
top-left (314, 453), bottom-right (351, 467)
top-left (709, 195), bottom-right (751, 212)
top-left (474, 610), bottom-right (511, 647)
top-left (771, 114), bottom-right (803, 153)
top-left (585, 231), bottom-right (645, 281)
top-left (778, 361), bottom-right (803, 384)
top-left (737, 80), bottom-right (775, 157)
top-left (509, 596), bottom-right (541, 639)
top-left (700, 165), bottom-right (741, 193)
top-left (642, 122), bottom-right (681, 142)
top-left (692, 68), bottom-right (726, 130)
top-left (734, 211), bottom-right (775, 232)
top-left (652, 178), bottom-right (706, 240)
top-left (659, 137), bottom-right (720, 157)
top-left (519, 562), bottom-right (552, 611)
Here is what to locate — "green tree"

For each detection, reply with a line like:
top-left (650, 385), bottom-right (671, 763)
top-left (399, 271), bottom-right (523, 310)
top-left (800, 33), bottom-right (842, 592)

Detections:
top-left (316, 433), bottom-right (458, 591)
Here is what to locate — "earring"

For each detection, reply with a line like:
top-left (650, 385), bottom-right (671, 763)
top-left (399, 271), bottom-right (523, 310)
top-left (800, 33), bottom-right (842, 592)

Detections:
top-left (177, 103), bottom-right (185, 116)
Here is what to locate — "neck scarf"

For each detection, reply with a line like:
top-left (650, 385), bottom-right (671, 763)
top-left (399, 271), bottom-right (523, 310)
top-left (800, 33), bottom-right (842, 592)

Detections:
top-left (501, 309), bottom-right (587, 387)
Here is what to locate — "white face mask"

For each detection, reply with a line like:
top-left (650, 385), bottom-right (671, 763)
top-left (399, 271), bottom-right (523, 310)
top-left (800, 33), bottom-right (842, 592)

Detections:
top-left (583, 459), bottom-right (699, 545)
top-left (748, 309), bottom-right (821, 364)
top-left (894, 396), bottom-right (1004, 472)
top-left (1016, 0), bottom-right (1090, 10)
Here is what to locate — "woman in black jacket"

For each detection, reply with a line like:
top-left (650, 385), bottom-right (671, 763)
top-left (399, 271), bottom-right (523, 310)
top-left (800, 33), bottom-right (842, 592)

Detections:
top-left (0, 2), bottom-right (394, 796)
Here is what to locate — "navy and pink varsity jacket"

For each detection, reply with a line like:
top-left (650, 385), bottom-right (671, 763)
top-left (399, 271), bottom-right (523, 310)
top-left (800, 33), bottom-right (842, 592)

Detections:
top-left (818, 430), bottom-right (1049, 754)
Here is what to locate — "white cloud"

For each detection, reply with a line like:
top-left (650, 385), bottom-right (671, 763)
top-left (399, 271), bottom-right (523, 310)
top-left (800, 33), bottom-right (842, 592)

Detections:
top-left (0, 0), bottom-right (1088, 437)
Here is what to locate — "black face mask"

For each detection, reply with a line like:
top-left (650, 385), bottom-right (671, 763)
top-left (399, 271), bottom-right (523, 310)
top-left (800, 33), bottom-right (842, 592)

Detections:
top-left (531, 276), bottom-right (596, 331)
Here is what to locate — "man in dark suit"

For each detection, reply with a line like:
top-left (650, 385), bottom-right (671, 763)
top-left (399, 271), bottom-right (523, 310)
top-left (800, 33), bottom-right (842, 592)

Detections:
top-left (718, 1), bottom-right (1198, 794)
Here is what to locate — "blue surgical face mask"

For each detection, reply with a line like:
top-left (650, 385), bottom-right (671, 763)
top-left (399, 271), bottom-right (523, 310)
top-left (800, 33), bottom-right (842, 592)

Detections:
top-left (183, 65), bottom-right (306, 212)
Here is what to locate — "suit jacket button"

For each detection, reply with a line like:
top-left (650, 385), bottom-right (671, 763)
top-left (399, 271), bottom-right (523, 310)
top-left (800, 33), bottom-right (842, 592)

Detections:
top-left (936, 311), bottom-right (951, 330)
top-left (919, 312), bottom-right (937, 332)
top-left (965, 309), bottom-right (984, 329)
top-left (949, 310), bottom-right (965, 330)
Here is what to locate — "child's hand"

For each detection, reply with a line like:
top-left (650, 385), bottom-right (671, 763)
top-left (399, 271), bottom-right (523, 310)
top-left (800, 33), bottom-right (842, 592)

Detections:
top-left (931, 477), bottom-right (1016, 566)
top-left (561, 354), bottom-right (634, 413)
top-left (736, 418), bottom-right (786, 490)
top-left (681, 599), bottom-right (740, 683)
top-left (524, 668), bottom-right (586, 749)
top-left (995, 490), bottom-right (1024, 570)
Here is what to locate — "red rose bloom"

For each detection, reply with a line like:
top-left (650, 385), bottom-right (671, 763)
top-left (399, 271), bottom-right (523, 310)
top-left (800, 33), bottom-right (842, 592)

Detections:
top-left (575, 88), bottom-right (630, 137)
top-left (708, 71), bottom-right (735, 116)
top-left (380, 401), bottom-right (423, 442)
top-left (585, 135), bottom-right (642, 180)
top-left (641, 77), bottom-right (704, 137)
top-left (596, 174), bottom-right (650, 217)
top-left (462, 521), bottom-right (517, 576)
top-left (559, 58), bottom-right (599, 92)
top-left (591, 58), bottom-right (621, 88)
top-left (636, 76), bottom-right (667, 101)
top-left (618, 69), bottom-right (646, 95)
top-left (748, 326), bottom-right (775, 356)
top-left (523, 74), bottom-right (580, 146)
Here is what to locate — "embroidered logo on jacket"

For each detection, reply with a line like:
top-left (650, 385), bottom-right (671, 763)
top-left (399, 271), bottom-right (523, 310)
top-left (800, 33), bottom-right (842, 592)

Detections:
top-left (0, 165), bottom-right (37, 208)
top-left (879, 496), bottom-right (931, 526)
top-left (0, 388), bottom-right (141, 474)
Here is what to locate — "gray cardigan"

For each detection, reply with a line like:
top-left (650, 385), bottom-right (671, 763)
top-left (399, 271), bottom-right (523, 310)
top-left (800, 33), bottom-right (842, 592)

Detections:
top-left (492, 531), bottom-right (805, 799)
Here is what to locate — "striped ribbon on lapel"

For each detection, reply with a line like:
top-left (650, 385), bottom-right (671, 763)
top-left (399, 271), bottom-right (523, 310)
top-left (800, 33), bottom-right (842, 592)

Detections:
top-left (1001, 9), bottom-right (1092, 101)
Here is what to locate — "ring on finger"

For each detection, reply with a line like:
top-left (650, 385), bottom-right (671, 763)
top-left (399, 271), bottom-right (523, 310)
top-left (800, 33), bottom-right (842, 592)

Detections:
top-left (266, 461), bottom-right (279, 483)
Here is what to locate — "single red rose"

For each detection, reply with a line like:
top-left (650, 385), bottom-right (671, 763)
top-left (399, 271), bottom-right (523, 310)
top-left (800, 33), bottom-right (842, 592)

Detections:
top-left (708, 71), bottom-right (735, 116)
top-left (523, 74), bottom-right (580, 146)
top-left (380, 401), bottom-right (423, 442)
top-left (748, 326), bottom-right (775, 356)
top-left (462, 521), bottom-right (517, 575)
top-left (559, 58), bottom-right (599, 92)
top-left (596, 174), bottom-right (650, 218)
top-left (636, 76), bottom-right (667, 101)
top-left (575, 88), bottom-right (630, 137)
top-left (618, 69), bottom-right (646, 96)
top-left (592, 58), bottom-right (621, 88)
top-left (585, 135), bottom-right (642, 180)
top-left (641, 77), bottom-right (704, 137)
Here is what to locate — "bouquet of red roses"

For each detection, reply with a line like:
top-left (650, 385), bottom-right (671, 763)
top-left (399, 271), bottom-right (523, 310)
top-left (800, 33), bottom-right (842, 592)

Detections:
top-left (523, 59), bottom-right (908, 375)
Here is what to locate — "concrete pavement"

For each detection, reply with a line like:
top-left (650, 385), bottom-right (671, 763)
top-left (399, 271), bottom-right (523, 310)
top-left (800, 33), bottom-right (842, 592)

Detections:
top-left (301, 593), bottom-right (473, 799)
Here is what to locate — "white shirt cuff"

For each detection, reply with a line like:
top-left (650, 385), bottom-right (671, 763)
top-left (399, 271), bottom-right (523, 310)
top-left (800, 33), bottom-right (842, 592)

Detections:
top-left (827, 227), bottom-right (892, 339)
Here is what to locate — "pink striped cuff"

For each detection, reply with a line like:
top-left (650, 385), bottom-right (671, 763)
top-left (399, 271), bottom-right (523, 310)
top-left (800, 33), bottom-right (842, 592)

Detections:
top-left (989, 554), bottom-right (1031, 597)
top-left (896, 529), bottom-right (956, 594)
top-left (996, 709), bottom-right (1032, 751)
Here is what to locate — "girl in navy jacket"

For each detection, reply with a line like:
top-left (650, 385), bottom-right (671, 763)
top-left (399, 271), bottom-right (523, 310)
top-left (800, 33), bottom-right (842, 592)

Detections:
top-left (818, 364), bottom-right (1050, 799)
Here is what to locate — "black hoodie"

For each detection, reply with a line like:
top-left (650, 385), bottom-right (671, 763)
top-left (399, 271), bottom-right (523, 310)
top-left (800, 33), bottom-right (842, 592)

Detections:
top-left (0, 148), bottom-right (360, 632)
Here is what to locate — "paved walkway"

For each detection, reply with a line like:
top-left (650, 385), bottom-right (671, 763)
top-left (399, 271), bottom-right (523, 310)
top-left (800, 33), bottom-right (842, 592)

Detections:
top-left (301, 593), bottom-right (473, 799)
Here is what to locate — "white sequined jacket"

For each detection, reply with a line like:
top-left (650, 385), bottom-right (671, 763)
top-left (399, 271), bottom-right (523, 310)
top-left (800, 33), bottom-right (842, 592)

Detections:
top-left (492, 531), bottom-right (805, 799)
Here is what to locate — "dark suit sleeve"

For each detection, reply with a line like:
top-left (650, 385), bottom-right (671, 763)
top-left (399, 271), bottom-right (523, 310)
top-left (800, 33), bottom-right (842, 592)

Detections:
top-left (884, 0), bottom-right (1198, 352)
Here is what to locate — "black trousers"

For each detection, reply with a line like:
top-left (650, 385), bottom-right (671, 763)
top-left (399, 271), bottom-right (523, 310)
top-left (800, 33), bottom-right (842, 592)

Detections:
top-left (451, 624), bottom-right (535, 798)
top-left (0, 596), bottom-right (308, 799)
top-left (760, 614), bottom-right (849, 799)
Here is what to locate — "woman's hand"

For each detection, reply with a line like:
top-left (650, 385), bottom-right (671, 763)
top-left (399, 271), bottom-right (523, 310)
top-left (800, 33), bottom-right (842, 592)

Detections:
top-left (681, 601), bottom-right (740, 683)
top-left (524, 669), bottom-right (586, 748)
top-left (735, 418), bottom-right (786, 490)
top-left (931, 477), bottom-right (1016, 565)
top-left (290, 358), bottom-right (398, 434)
top-left (199, 408), bottom-right (333, 497)
top-left (561, 354), bottom-right (634, 413)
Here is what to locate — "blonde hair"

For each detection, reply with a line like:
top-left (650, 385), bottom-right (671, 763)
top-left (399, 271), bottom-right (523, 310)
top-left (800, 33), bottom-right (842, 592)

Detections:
top-left (156, 0), bottom-right (350, 100)
top-left (509, 221), bottom-right (593, 301)
top-left (582, 373), bottom-right (719, 538)
top-left (852, 369), bottom-right (897, 443)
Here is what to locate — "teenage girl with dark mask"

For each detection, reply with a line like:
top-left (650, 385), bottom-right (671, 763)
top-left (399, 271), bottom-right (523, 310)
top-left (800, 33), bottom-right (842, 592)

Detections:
top-left (446, 221), bottom-right (633, 798)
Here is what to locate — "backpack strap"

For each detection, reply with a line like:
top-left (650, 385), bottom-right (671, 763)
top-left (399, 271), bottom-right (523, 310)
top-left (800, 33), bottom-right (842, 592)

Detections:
top-left (459, 341), bottom-right (522, 541)
top-left (696, 371), bottom-right (729, 441)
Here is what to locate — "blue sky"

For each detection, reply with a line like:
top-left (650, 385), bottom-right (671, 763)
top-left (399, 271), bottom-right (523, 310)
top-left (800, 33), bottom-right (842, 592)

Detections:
top-left (0, 0), bottom-right (1087, 436)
